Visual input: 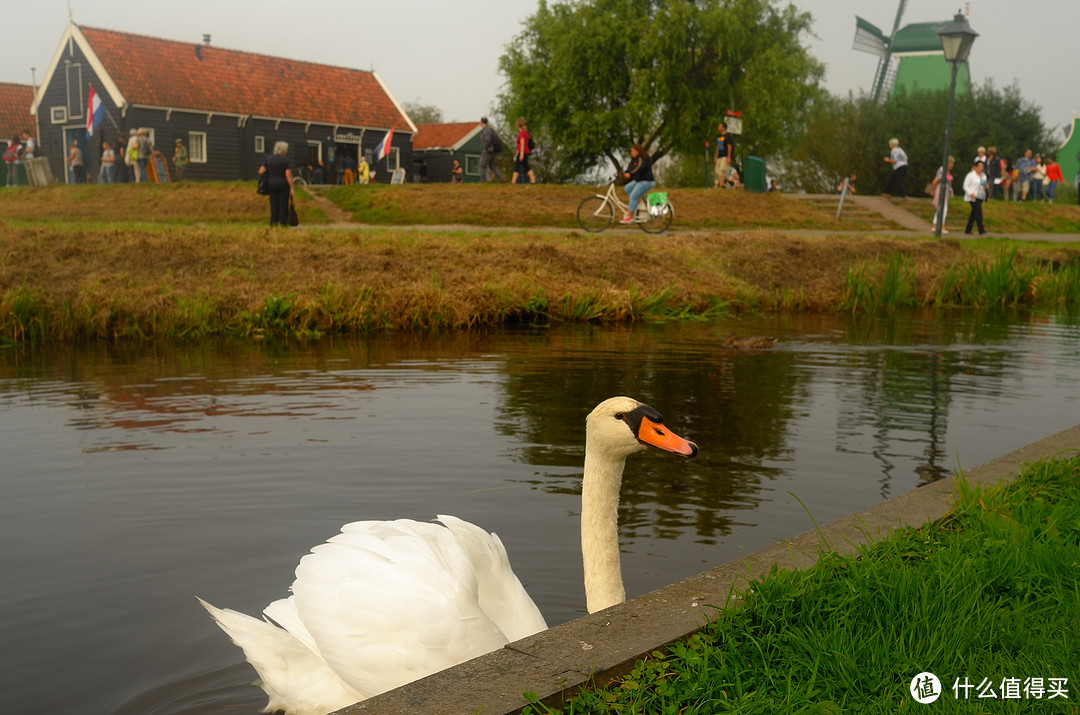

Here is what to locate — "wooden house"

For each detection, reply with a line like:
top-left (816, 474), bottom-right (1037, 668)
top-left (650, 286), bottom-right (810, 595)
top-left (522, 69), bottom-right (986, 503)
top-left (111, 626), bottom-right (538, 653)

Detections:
top-left (411, 122), bottom-right (485, 183)
top-left (30, 22), bottom-right (416, 184)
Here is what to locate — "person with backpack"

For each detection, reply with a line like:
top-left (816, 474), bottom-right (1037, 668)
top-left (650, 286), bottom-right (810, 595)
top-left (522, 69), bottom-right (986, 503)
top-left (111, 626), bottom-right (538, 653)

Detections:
top-left (479, 116), bottom-right (505, 183)
top-left (511, 116), bottom-right (537, 184)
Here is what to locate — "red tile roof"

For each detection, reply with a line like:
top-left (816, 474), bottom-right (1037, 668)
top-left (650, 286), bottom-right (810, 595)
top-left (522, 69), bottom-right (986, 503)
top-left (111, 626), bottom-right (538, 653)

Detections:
top-left (0, 82), bottom-right (34, 142)
top-left (79, 26), bottom-right (412, 131)
top-left (413, 122), bottom-right (483, 150)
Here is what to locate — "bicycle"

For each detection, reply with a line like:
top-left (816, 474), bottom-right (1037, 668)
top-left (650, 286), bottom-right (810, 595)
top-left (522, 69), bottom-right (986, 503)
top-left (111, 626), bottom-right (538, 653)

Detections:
top-left (576, 181), bottom-right (674, 234)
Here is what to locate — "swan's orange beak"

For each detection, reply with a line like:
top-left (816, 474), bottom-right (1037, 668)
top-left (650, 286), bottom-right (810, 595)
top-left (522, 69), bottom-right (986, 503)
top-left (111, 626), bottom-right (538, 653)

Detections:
top-left (637, 416), bottom-right (698, 457)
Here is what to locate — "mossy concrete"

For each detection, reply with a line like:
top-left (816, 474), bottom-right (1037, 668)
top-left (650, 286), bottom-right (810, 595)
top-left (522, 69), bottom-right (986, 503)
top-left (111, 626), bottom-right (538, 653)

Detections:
top-left (335, 423), bottom-right (1080, 715)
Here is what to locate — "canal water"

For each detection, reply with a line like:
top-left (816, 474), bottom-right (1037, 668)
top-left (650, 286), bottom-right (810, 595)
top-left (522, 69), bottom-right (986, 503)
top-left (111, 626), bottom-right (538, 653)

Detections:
top-left (1, 311), bottom-right (1077, 714)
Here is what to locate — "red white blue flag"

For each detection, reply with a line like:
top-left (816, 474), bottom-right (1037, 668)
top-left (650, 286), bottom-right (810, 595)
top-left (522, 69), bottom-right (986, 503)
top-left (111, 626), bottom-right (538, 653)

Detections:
top-left (86, 85), bottom-right (106, 137)
top-left (375, 128), bottom-right (394, 161)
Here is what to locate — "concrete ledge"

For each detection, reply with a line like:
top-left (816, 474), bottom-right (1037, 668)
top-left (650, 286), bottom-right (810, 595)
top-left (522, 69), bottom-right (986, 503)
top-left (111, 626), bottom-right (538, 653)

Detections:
top-left (336, 424), bottom-right (1080, 715)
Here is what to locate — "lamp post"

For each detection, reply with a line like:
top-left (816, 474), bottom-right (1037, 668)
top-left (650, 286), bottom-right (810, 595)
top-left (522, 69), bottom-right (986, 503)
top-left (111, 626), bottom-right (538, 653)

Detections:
top-left (934, 11), bottom-right (978, 238)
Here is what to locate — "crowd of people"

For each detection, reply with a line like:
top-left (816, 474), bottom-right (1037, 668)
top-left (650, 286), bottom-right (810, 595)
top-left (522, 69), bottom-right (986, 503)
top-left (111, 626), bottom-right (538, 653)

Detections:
top-left (876, 137), bottom-right (1078, 236)
top-left (2, 127), bottom-right (196, 187)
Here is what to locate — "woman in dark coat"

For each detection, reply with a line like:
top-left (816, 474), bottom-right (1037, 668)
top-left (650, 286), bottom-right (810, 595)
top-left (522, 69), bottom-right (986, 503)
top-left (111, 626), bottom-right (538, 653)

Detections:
top-left (258, 141), bottom-right (294, 226)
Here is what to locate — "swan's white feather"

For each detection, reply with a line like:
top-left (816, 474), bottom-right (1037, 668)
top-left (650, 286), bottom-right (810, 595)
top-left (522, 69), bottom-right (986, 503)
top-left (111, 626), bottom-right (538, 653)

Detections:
top-left (197, 597), bottom-right (361, 715)
top-left (200, 517), bottom-right (546, 713)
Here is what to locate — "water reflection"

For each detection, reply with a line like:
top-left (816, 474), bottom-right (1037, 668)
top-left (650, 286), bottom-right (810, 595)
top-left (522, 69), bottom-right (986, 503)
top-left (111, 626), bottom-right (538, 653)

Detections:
top-left (0, 310), bottom-right (1077, 714)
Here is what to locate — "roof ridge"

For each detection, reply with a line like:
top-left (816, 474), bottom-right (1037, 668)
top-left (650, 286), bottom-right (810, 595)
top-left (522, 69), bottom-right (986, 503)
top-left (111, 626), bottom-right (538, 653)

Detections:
top-left (78, 25), bottom-right (377, 77)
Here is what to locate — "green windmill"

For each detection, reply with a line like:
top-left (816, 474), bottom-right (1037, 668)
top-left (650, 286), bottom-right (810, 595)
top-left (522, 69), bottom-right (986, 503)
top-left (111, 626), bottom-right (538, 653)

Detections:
top-left (853, 1), bottom-right (972, 101)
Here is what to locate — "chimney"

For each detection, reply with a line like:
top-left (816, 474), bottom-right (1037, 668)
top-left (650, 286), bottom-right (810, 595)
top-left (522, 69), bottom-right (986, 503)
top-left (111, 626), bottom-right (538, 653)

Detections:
top-left (202, 34), bottom-right (211, 45)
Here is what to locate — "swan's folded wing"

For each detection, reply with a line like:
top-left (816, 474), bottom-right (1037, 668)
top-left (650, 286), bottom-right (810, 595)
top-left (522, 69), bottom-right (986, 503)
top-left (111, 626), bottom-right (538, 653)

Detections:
top-left (436, 514), bottom-right (548, 641)
top-left (290, 519), bottom-right (511, 698)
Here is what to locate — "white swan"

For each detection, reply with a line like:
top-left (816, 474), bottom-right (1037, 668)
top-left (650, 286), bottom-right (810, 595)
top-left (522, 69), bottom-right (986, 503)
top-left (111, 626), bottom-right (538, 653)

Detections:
top-left (199, 396), bottom-right (697, 715)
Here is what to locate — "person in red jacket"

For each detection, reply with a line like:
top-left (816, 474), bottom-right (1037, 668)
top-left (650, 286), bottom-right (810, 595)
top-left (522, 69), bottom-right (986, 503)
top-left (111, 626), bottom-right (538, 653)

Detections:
top-left (1043, 155), bottom-right (1065, 203)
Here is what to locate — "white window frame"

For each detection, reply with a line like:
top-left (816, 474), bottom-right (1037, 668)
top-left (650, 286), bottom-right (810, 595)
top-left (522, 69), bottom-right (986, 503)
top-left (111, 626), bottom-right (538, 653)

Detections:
top-left (306, 140), bottom-right (322, 163)
top-left (464, 154), bottom-right (480, 176)
top-left (189, 131), bottom-right (207, 163)
top-left (65, 63), bottom-right (84, 118)
top-left (254, 136), bottom-right (265, 154)
top-left (50, 106), bottom-right (68, 124)
top-left (385, 147), bottom-right (399, 171)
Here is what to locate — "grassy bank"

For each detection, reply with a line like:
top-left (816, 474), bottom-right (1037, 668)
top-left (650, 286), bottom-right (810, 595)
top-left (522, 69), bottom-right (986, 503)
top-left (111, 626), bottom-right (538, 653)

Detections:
top-left (1, 183), bottom-right (1079, 342)
top-left (526, 455), bottom-right (1080, 714)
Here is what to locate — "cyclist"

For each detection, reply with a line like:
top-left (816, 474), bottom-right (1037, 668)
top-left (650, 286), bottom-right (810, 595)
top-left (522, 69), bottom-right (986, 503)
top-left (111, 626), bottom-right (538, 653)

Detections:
top-left (620, 144), bottom-right (655, 224)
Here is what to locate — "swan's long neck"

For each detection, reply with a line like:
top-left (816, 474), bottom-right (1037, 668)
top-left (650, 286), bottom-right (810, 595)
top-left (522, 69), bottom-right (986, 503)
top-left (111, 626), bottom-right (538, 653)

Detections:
top-left (581, 446), bottom-right (629, 613)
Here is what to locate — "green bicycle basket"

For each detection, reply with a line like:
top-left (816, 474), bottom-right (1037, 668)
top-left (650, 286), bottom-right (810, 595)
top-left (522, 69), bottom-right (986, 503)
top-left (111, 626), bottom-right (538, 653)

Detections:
top-left (646, 192), bottom-right (669, 216)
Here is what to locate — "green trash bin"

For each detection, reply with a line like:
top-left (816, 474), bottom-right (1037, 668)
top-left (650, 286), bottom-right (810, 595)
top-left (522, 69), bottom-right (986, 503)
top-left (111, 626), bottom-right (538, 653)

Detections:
top-left (744, 156), bottom-right (767, 193)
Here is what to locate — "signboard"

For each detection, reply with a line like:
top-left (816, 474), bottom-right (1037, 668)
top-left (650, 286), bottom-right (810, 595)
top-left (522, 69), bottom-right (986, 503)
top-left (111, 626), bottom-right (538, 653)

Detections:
top-left (333, 132), bottom-right (362, 144)
top-left (725, 109), bottom-right (743, 135)
top-left (149, 151), bottom-right (170, 183)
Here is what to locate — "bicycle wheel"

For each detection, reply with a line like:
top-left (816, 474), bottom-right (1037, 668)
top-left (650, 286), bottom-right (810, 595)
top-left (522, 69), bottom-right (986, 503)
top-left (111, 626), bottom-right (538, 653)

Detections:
top-left (638, 202), bottom-right (674, 234)
top-left (293, 176), bottom-right (308, 187)
top-left (577, 196), bottom-right (614, 233)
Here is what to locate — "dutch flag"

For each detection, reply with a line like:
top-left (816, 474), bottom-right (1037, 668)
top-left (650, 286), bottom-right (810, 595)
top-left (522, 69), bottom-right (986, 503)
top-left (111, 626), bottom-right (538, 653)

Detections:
top-left (375, 128), bottom-right (394, 161)
top-left (86, 86), bottom-right (106, 138)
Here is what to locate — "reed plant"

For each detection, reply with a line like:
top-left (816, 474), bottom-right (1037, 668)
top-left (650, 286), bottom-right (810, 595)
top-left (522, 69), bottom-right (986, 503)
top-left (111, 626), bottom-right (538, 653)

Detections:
top-left (526, 455), bottom-right (1080, 713)
top-left (840, 253), bottom-right (916, 313)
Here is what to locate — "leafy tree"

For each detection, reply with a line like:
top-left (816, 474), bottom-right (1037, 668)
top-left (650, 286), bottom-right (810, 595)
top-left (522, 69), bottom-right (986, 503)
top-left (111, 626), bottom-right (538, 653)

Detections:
top-left (402, 101), bottom-right (445, 125)
top-left (498, 0), bottom-right (824, 181)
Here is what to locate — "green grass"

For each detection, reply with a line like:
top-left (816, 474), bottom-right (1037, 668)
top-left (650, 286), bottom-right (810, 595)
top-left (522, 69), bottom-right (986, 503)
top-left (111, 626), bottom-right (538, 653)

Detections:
top-left (525, 455), bottom-right (1080, 714)
top-left (842, 249), bottom-right (1080, 313)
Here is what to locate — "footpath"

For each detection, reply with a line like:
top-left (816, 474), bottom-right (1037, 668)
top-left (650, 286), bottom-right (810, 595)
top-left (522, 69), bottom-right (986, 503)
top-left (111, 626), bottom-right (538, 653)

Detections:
top-left (305, 188), bottom-right (1080, 243)
top-left (337, 424), bottom-right (1080, 715)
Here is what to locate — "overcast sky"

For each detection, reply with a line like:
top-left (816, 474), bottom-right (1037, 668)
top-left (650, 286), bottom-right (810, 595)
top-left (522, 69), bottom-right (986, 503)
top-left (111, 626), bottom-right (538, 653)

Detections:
top-left (4, 0), bottom-right (1078, 141)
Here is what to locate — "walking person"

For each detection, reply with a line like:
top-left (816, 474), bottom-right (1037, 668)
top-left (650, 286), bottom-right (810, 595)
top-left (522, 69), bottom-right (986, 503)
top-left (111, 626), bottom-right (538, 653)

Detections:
top-left (985, 146), bottom-right (1002, 200)
top-left (136, 128), bottom-right (152, 183)
top-left (3, 136), bottom-right (19, 187)
top-left (963, 160), bottom-right (988, 235)
top-left (478, 117), bottom-right (505, 183)
top-left (258, 141), bottom-right (295, 227)
top-left (713, 122), bottom-right (733, 188)
top-left (67, 140), bottom-right (86, 184)
top-left (125, 129), bottom-right (139, 182)
top-left (930, 156), bottom-right (955, 235)
top-left (99, 141), bottom-right (116, 183)
top-left (1044, 155), bottom-right (1063, 203)
top-left (1031, 155), bottom-right (1046, 202)
top-left (1014, 150), bottom-right (1035, 201)
top-left (511, 117), bottom-right (536, 184)
top-left (173, 139), bottom-right (189, 181)
top-left (882, 138), bottom-right (908, 198)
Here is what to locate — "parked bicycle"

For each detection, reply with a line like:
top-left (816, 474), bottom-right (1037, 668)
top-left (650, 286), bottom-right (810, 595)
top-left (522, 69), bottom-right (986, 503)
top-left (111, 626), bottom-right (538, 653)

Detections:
top-left (576, 181), bottom-right (674, 234)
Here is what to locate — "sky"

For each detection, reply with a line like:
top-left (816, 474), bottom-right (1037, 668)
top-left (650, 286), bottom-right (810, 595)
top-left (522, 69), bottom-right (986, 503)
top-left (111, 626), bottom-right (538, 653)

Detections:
top-left (3, 0), bottom-right (1078, 140)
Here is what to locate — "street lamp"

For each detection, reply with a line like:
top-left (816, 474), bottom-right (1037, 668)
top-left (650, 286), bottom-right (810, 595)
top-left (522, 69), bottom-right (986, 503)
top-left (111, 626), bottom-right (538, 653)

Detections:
top-left (934, 11), bottom-right (978, 238)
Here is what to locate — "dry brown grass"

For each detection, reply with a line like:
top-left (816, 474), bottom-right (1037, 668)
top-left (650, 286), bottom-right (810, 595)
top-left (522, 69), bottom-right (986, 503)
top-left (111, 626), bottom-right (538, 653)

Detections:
top-left (3, 220), bottom-right (1075, 340)
top-left (1, 181), bottom-right (1078, 340)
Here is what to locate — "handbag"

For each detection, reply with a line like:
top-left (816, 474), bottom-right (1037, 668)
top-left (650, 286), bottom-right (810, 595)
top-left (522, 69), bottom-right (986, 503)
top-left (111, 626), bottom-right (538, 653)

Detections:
top-left (288, 196), bottom-right (299, 226)
top-left (256, 172), bottom-right (269, 196)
